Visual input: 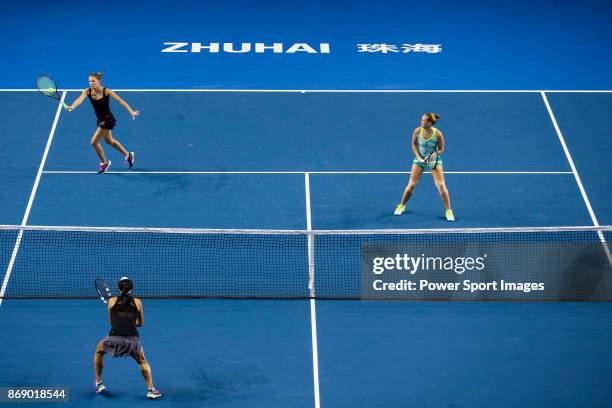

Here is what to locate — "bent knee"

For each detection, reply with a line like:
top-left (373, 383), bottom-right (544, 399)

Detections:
top-left (436, 183), bottom-right (448, 193)
top-left (406, 181), bottom-right (418, 191)
top-left (131, 350), bottom-right (147, 364)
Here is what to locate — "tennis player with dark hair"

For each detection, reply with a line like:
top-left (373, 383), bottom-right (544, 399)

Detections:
top-left (394, 113), bottom-right (455, 221)
top-left (67, 72), bottom-right (138, 174)
top-left (93, 277), bottom-right (161, 400)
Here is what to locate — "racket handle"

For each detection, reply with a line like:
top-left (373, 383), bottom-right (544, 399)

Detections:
top-left (61, 101), bottom-right (68, 110)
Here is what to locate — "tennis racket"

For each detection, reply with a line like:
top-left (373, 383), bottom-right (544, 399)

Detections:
top-left (422, 151), bottom-right (440, 170)
top-left (94, 279), bottom-right (112, 304)
top-left (36, 75), bottom-right (68, 109)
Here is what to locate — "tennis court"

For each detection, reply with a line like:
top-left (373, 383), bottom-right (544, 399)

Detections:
top-left (1, 1), bottom-right (612, 407)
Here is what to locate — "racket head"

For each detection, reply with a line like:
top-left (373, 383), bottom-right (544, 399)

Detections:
top-left (36, 75), bottom-right (60, 99)
top-left (94, 279), bottom-right (112, 304)
top-left (427, 151), bottom-right (439, 170)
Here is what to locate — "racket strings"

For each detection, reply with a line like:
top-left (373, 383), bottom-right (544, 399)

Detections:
top-left (422, 151), bottom-right (439, 169)
top-left (95, 279), bottom-right (112, 303)
top-left (36, 75), bottom-right (58, 97)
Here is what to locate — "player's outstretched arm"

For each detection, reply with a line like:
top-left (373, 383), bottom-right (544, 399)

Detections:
top-left (107, 89), bottom-right (140, 119)
top-left (67, 89), bottom-right (88, 112)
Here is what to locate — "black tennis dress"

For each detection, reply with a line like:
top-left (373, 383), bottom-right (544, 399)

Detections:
top-left (101, 295), bottom-right (142, 358)
top-left (109, 295), bottom-right (139, 337)
top-left (88, 87), bottom-right (116, 130)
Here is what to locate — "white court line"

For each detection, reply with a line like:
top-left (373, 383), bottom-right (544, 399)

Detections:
top-left (42, 170), bottom-right (573, 175)
top-left (309, 298), bottom-right (321, 408)
top-left (305, 173), bottom-right (321, 408)
top-left (0, 92), bottom-right (66, 306)
top-left (541, 91), bottom-right (612, 266)
top-left (0, 89), bottom-right (611, 93)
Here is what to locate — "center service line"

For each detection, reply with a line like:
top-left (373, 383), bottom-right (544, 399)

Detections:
top-left (305, 172), bottom-right (321, 408)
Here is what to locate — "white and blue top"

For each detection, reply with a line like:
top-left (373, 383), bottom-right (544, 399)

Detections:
top-left (413, 127), bottom-right (443, 167)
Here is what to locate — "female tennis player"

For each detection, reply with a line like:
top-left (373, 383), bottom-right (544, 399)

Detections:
top-left (93, 277), bottom-right (162, 400)
top-left (66, 72), bottom-right (138, 174)
top-left (394, 113), bottom-right (455, 221)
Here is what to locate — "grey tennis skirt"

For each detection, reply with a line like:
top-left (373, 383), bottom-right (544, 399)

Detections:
top-left (102, 336), bottom-right (142, 358)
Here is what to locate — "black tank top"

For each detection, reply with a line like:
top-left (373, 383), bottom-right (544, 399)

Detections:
top-left (88, 87), bottom-right (114, 121)
top-left (109, 296), bottom-right (139, 337)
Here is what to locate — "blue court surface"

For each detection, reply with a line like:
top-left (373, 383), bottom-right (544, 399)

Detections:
top-left (1, 1), bottom-right (612, 407)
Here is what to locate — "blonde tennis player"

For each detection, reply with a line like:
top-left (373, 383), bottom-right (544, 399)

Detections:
top-left (394, 113), bottom-right (455, 221)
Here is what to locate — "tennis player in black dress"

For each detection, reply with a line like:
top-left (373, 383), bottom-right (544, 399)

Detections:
top-left (93, 277), bottom-right (161, 399)
top-left (67, 72), bottom-right (139, 173)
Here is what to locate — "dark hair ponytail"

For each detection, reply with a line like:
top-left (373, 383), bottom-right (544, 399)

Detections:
top-left (117, 277), bottom-right (133, 299)
top-left (89, 72), bottom-right (104, 80)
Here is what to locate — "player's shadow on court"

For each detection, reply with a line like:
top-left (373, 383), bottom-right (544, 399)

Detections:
top-left (161, 360), bottom-right (275, 406)
top-left (334, 211), bottom-right (389, 228)
top-left (95, 390), bottom-right (118, 399)
top-left (111, 172), bottom-right (232, 197)
top-left (77, 389), bottom-right (119, 401)
top-left (332, 207), bottom-right (443, 228)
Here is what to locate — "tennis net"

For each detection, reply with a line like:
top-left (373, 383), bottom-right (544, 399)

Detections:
top-left (1, 224), bottom-right (611, 300)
